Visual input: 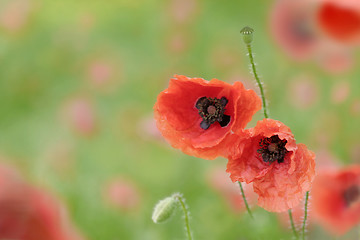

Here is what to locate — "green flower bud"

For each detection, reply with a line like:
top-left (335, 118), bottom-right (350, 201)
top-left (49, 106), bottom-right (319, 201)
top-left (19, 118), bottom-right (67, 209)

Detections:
top-left (152, 196), bottom-right (177, 223)
top-left (240, 26), bottom-right (254, 45)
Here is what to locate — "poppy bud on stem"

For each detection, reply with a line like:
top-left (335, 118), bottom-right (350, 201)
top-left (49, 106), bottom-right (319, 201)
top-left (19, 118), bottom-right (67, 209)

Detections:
top-left (152, 193), bottom-right (193, 240)
top-left (236, 26), bottom-right (270, 221)
top-left (240, 26), bottom-right (269, 119)
top-left (152, 196), bottom-right (177, 223)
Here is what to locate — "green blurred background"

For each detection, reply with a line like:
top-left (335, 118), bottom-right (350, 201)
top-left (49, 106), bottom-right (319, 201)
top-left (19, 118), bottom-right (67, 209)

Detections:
top-left (0, 0), bottom-right (359, 239)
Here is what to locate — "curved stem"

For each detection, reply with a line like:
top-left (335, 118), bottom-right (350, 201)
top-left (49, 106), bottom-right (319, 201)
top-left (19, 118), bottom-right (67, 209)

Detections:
top-left (238, 182), bottom-right (254, 219)
top-left (302, 191), bottom-right (310, 240)
top-left (245, 43), bottom-right (269, 119)
top-left (176, 195), bottom-right (192, 240)
top-left (288, 209), bottom-right (299, 240)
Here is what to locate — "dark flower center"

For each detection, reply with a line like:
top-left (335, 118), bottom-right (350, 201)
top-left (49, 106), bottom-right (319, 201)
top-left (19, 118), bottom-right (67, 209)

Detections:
top-left (344, 185), bottom-right (360, 206)
top-left (195, 96), bottom-right (230, 130)
top-left (290, 16), bottom-right (314, 43)
top-left (257, 135), bottom-right (288, 164)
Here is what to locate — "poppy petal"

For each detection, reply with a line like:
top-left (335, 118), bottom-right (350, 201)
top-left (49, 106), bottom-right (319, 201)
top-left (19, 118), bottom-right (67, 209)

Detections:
top-left (154, 75), bottom-right (261, 160)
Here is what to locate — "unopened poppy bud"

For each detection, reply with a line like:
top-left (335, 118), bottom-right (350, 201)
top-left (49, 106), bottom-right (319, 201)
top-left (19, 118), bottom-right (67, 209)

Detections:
top-left (240, 26), bottom-right (254, 45)
top-left (152, 196), bottom-right (177, 223)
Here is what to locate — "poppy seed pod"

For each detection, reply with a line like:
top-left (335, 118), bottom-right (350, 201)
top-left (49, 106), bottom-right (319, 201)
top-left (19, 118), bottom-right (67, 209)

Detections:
top-left (240, 26), bottom-right (254, 45)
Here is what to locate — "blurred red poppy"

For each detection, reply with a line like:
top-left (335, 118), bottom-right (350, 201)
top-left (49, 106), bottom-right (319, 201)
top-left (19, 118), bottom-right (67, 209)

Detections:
top-left (269, 0), bottom-right (358, 74)
top-left (226, 119), bottom-right (316, 212)
top-left (103, 178), bottom-right (140, 210)
top-left (269, 0), bottom-right (318, 61)
top-left (317, 0), bottom-right (360, 44)
top-left (0, 0), bottom-right (32, 32)
top-left (312, 166), bottom-right (360, 235)
top-left (154, 75), bottom-right (261, 159)
top-left (62, 96), bottom-right (98, 137)
top-left (0, 165), bottom-right (84, 240)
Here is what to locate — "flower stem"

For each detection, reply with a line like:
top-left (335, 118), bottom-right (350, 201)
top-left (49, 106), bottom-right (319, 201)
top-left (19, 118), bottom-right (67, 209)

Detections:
top-left (246, 44), bottom-right (269, 119)
top-left (302, 191), bottom-right (310, 240)
top-left (240, 27), bottom-right (269, 119)
top-left (288, 209), bottom-right (299, 240)
top-left (238, 182), bottom-right (254, 219)
top-left (174, 194), bottom-right (192, 240)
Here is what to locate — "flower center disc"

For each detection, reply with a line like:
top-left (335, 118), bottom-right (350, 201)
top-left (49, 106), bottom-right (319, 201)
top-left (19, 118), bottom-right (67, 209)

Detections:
top-left (207, 105), bottom-right (217, 116)
top-left (257, 135), bottom-right (288, 164)
top-left (195, 96), bottom-right (230, 130)
top-left (344, 185), bottom-right (360, 206)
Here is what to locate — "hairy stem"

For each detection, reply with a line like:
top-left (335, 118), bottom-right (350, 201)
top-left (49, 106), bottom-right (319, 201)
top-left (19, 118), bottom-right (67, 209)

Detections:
top-left (238, 182), bottom-right (254, 219)
top-left (302, 191), bottom-right (310, 240)
top-left (288, 209), bottom-right (299, 240)
top-left (245, 43), bottom-right (269, 119)
top-left (175, 195), bottom-right (192, 240)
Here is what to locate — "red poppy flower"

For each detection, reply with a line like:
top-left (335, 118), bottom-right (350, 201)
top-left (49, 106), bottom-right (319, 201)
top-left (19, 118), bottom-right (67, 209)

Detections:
top-left (312, 166), bottom-right (360, 235)
top-left (154, 75), bottom-right (261, 159)
top-left (269, 0), bottom-right (319, 61)
top-left (317, 0), bottom-right (360, 44)
top-left (0, 164), bottom-right (84, 240)
top-left (226, 119), bottom-right (316, 212)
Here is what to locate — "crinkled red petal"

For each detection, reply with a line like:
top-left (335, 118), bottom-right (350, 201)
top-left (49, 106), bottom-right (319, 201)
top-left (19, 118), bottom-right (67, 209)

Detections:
top-left (253, 144), bottom-right (315, 212)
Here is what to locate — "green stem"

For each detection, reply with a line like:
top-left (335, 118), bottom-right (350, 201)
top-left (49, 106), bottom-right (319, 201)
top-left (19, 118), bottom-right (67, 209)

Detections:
top-left (176, 195), bottom-right (192, 240)
top-left (245, 43), bottom-right (269, 119)
top-left (302, 191), bottom-right (310, 240)
top-left (238, 182), bottom-right (254, 219)
top-left (288, 209), bottom-right (299, 240)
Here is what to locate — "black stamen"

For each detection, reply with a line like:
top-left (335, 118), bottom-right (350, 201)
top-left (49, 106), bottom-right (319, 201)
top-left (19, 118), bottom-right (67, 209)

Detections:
top-left (195, 96), bottom-right (230, 130)
top-left (219, 115), bottom-right (231, 127)
top-left (200, 120), bottom-right (211, 130)
top-left (220, 97), bottom-right (228, 106)
top-left (257, 135), bottom-right (288, 164)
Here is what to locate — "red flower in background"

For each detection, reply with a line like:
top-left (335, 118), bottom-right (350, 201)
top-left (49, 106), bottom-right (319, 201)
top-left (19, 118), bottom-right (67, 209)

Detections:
top-left (103, 178), bottom-right (140, 210)
top-left (0, 0), bottom-right (32, 32)
top-left (317, 0), bottom-right (360, 44)
top-left (62, 96), bottom-right (98, 137)
top-left (154, 75), bottom-right (261, 159)
top-left (269, 0), bottom-right (318, 61)
top-left (226, 119), bottom-right (316, 212)
top-left (269, 0), bottom-right (357, 73)
top-left (312, 166), bottom-right (360, 235)
top-left (0, 164), bottom-right (84, 240)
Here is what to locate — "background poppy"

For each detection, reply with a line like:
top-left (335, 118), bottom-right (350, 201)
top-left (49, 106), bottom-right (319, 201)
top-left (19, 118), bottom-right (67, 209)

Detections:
top-left (312, 166), bottom-right (360, 235)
